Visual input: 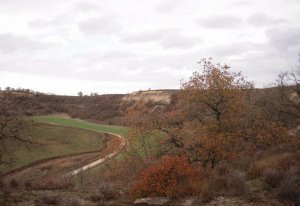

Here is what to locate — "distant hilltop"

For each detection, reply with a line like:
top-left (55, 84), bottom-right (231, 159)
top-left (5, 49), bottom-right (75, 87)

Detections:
top-left (0, 89), bottom-right (36, 97)
top-left (122, 89), bottom-right (178, 104)
top-left (0, 87), bottom-right (179, 125)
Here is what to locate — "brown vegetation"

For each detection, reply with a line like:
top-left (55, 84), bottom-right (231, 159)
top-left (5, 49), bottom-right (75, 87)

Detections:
top-left (131, 156), bottom-right (200, 198)
top-left (118, 58), bottom-right (300, 204)
top-left (1, 57), bottom-right (300, 205)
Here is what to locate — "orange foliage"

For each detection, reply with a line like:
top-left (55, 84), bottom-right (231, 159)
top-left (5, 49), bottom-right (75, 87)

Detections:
top-left (126, 58), bottom-right (291, 168)
top-left (188, 133), bottom-right (239, 166)
top-left (131, 156), bottom-right (201, 198)
top-left (178, 58), bottom-right (254, 165)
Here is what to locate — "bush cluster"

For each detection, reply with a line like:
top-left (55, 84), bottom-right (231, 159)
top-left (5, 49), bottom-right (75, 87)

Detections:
top-left (131, 156), bottom-right (200, 198)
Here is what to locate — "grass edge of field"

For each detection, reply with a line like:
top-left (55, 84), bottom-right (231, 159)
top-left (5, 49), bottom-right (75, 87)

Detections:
top-left (33, 115), bottom-right (129, 137)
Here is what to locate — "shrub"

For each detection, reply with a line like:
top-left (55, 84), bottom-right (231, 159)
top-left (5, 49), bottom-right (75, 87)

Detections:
top-left (278, 167), bottom-right (300, 202)
top-left (247, 153), bottom-right (295, 179)
top-left (198, 182), bottom-right (216, 203)
top-left (9, 179), bottom-right (19, 189)
top-left (101, 189), bottom-right (120, 201)
top-left (39, 195), bottom-right (61, 205)
top-left (10, 194), bottom-right (26, 204)
top-left (263, 168), bottom-right (283, 189)
top-left (210, 175), bottom-right (228, 191)
top-left (276, 156), bottom-right (296, 171)
top-left (215, 161), bottom-right (229, 176)
top-left (209, 168), bottom-right (246, 196)
top-left (131, 156), bottom-right (200, 198)
top-left (209, 163), bottom-right (229, 191)
top-left (89, 194), bottom-right (104, 202)
top-left (227, 171), bottom-right (246, 195)
top-left (65, 198), bottom-right (82, 206)
top-left (235, 152), bottom-right (253, 171)
top-left (0, 179), bottom-right (4, 191)
top-left (247, 163), bottom-right (263, 179)
top-left (31, 177), bottom-right (74, 190)
top-left (278, 175), bottom-right (299, 201)
top-left (24, 181), bottom-right (32, 190)
top-left (0, 180), bottom-right (10, 194)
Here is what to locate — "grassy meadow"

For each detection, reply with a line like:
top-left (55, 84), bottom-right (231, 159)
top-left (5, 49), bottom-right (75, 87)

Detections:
top-left (0, 123), bottom-right (108, 172)
top-left (1, 115), bottom-right (128, 172)
top-left (34, 115), bottom-right (128, 136)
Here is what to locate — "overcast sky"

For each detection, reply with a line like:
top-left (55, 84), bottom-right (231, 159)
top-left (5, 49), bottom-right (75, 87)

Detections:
top-left (0, 0), bottom-right (299, 95)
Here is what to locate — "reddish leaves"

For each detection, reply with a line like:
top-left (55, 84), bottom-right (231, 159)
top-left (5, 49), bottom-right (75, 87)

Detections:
top-left (131, 156), bottom-right (200, 198)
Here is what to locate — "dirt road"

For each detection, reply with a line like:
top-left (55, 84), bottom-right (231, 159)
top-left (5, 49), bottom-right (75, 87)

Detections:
top-left (1, 131), bottom-right (126, 184)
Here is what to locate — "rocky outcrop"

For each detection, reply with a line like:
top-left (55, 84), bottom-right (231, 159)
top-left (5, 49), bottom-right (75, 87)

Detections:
top-left (122, 90), bottom-right (177, 104)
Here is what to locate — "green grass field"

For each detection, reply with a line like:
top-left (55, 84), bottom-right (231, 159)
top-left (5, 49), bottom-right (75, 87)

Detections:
top-left (1, 123), bottom-right (108, 172)
top-left (34, 115), bottom-right (128, 136)
top-left (1, 115), bottom-right (128, 172)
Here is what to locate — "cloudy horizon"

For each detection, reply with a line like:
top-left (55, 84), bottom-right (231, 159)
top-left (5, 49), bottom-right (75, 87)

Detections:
top-left (0, 0), bottom-right (300, 95)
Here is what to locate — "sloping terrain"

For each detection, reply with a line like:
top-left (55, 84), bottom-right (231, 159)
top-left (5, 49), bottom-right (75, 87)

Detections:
top-left (0, 123), bottom-right (109, 172)
top-left (2, 89), bottom-right (178, 125)
top-left (2, 132), bottom-right (123, 185)
top-left (1, 115), bottom-right (128, 187)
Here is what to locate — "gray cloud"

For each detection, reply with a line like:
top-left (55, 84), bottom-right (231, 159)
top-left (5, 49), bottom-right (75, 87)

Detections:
top-left (0, 0), bottom-right (300, 94)
top-left (247, 13), bottom-right (288, 27)
top-left (101, 50), bottom-right (138, 59)
top-left (231, 0), bottom-right (253, 7)
top-left (197, 15), bottom-right (243, 29)
top-left (209, 42), bottom-right (257, 57)
top-left (160, 33), bottom-right (201, 49)
top-left (73, 50), bottom-right (138, 69)
top-left (29, 15), bottom-right (71, 29)
top-left (121, 29), bottom-right (200, 50)
top-left (78, 16), bottom-right (121, 35)
top-left (229, 49), bottom-right (299, 86)
top-left (0, 56), bottom-right (74, 75)
top-left (73, 1), bottom-right (102, 12)
top-left (156, 0), bottom-right (184, 13)
top-left (266, 27), bottom-right (300, 50)
top-left (67, 49), bottom-right (202, 86)
top-left (0, 33), bottom-right (55, 53)
top-left (120, 28), bottom-right (184, 45)
top-left (121, 28), bottom-right (179, 43)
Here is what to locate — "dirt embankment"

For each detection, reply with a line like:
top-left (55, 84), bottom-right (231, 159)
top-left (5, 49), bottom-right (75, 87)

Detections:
top-left (122, 90), bottom-right (177, 104)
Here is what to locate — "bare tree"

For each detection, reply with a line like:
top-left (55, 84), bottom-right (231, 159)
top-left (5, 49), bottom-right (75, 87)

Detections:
top-left (0, 91), bottom-right (33, 167)
top-left (276, 54), bottom-right (300, 126)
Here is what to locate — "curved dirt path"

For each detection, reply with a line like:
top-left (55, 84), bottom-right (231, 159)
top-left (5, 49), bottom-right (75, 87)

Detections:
top-left (1, 126), bottom-right (126, 182)
top-left (67, 132), bottom-right (126, 175)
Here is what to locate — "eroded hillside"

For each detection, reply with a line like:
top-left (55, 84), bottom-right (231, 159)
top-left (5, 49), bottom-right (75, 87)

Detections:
top-left (3, 89), bottom-right (178, 125)
top-left (122, 89), bottom-right (177, 104)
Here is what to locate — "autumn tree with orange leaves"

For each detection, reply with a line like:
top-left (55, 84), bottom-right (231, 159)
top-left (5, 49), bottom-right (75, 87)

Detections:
top-left (126, 58), bottom-right (289, 167)
top-left (127, 58), bottom-right (291, 199)
top-left (178, 58), bottom-right (254, 165)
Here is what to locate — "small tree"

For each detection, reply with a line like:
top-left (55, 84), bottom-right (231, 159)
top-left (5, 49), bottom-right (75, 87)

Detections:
top-left (181, 57), bottom-right (253, 132)
top-left (178, 58), bottom-right (253, 166)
